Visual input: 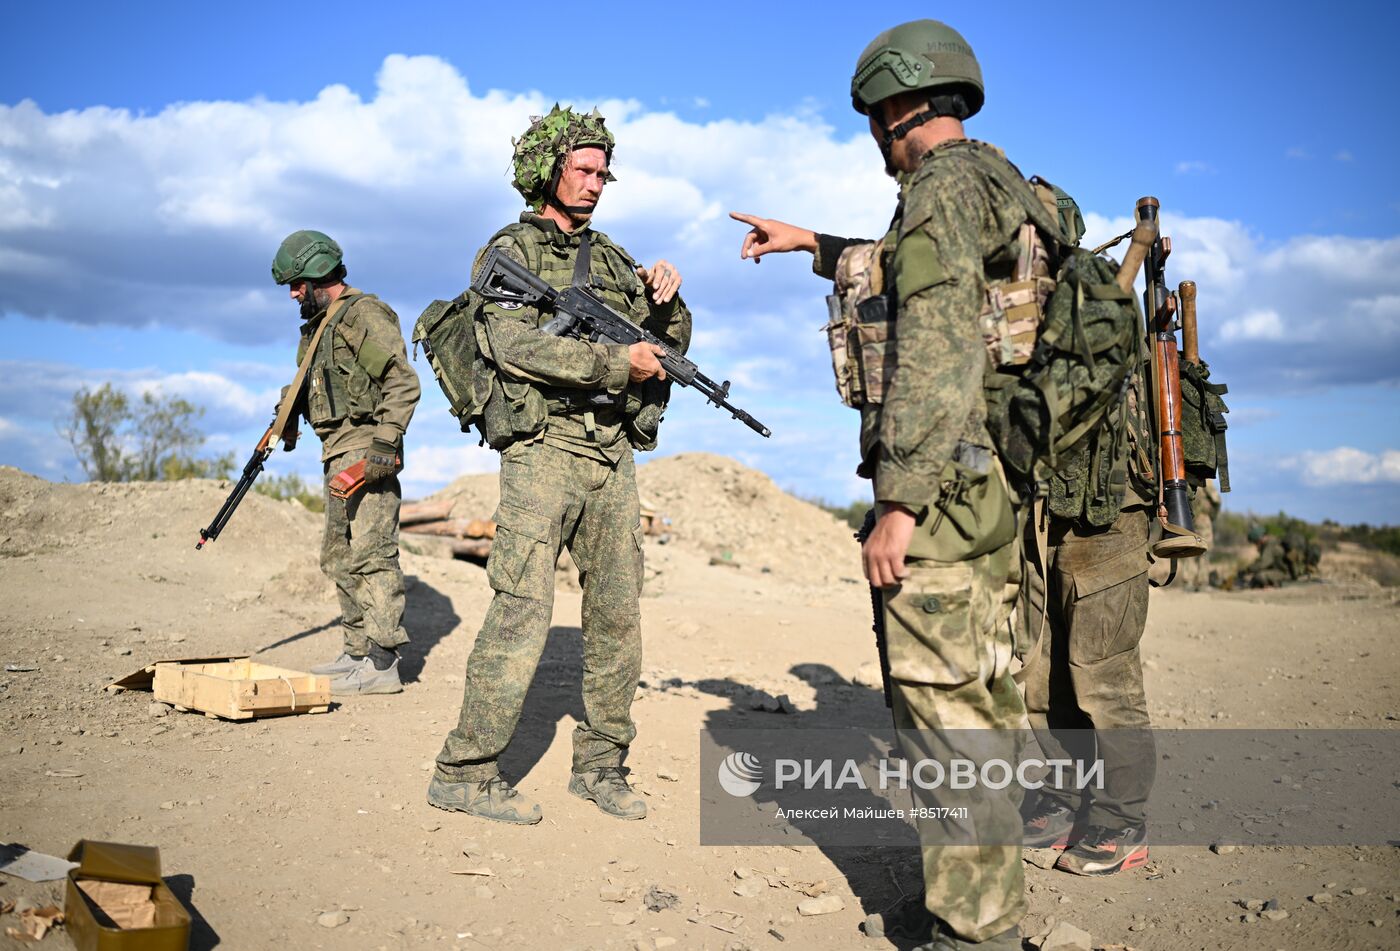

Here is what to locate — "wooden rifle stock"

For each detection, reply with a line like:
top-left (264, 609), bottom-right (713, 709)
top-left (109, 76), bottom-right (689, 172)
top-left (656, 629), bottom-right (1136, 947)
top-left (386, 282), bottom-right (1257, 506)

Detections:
top-left (1138, 196), bottom-right (1204, 559)
top-left (1179, 280), bottom-right (1199, 365)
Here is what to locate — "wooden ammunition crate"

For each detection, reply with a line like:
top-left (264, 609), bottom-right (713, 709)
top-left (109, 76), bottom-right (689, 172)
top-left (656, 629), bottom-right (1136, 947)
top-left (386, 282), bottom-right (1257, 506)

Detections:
top-left (152, 659), bottom-right (330, 721)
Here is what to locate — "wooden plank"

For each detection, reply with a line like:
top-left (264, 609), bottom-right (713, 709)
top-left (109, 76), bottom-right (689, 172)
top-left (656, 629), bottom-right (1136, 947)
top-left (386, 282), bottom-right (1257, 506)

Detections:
top-left (400, 498), bottom-right (456, 526)
top-left (403, 518), bottom-right (496, 540)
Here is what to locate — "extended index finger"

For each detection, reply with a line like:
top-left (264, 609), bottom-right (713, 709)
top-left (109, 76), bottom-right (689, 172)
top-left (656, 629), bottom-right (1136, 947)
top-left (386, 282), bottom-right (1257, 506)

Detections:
top-left (728, 211), bottom-right (765, 227)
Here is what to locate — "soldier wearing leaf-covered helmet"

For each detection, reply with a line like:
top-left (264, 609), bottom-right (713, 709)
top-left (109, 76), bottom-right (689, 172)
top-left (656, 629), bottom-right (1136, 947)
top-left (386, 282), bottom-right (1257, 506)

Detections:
top-left (270, 229), bottom-right (420, 696)
top-left (429, 106), bottom-right (691, 826)
top-left (730, 19), bottom-right (1072, 949)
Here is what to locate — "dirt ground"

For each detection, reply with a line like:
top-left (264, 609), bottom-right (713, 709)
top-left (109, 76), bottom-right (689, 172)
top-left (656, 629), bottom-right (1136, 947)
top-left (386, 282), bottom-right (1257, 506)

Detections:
top-left (1, 460), bottom-right (1397, 951)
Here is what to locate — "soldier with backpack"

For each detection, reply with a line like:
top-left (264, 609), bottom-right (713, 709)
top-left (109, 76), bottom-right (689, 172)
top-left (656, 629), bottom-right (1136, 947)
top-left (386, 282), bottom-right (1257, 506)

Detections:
top-left (426, 106), bottom-right (691, 825)
top-left (1013, 197), bottom-right (1157, 876)
top-left (270, 230), bottom-right (421, 695)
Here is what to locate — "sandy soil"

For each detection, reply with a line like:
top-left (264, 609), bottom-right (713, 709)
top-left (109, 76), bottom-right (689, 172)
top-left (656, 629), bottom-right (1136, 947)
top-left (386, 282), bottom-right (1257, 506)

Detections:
top-left (1, 462), bottom-right (1397, 951)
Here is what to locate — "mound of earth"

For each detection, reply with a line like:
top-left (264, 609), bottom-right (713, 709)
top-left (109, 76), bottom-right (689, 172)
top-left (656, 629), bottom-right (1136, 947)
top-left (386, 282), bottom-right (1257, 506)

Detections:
top-left (429, 452), bottom-right (861, 584)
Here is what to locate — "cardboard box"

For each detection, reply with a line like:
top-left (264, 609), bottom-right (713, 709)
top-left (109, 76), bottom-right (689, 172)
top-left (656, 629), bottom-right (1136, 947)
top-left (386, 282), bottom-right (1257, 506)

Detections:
top-left (64, 841), bottom-right (190, 951)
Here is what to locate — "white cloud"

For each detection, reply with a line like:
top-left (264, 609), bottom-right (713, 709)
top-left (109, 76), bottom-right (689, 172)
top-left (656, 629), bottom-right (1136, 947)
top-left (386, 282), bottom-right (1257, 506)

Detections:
top-left (1174, 160), bottom-right (1214, 175)
top-left (1219, 309), bottom-right (1285, 342)
top-left (1081, 212), bottom-right (1400, 390)
top-left (1288, 447), bottom-right (1400, 487)
top-left (399, 442), bottom-right (498, 500)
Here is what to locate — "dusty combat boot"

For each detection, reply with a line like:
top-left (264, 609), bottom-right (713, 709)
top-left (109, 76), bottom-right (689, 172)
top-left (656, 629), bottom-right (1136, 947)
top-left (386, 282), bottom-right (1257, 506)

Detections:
top-left (1055, 823), bottom-right (1149, 876)
top-left (309, 652), bottom-right (362, 675)
top-left (427, 775), bottom-right (542, 825)
top-left (568, 766), bottom-right (647, 820)
top-left (329, 656), bottom-right (402, 695)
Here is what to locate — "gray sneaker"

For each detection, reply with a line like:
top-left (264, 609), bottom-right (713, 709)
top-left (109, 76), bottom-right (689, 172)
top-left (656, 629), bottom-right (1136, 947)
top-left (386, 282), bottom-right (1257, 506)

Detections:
top-left (329, 656), bottom-right (402, 695)
top-left (568, 766), bottom-right (647, 820)
top-left (427, 775), bottom-right (542, 825)
top-left (309, 652), bottom-right (361, 675)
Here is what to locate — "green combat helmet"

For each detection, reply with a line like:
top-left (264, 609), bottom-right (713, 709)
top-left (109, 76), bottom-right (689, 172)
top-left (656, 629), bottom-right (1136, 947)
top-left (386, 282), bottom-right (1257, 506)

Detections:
top-left (510, 105), bottom-right (616, 209)
top-left (271, 230), bottom-right (343, 285)
top-left (851, 19), bottom-right (985, 120)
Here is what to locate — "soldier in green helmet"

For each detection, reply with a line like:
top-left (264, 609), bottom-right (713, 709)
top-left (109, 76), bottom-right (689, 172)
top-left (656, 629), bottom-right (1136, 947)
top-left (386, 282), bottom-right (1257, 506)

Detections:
top-left (730, 19), bottom-right (1053, 949)
top-left (428, 106), bottom-right (691, 825)
top-left (270, 230), bottom-right (421, 695)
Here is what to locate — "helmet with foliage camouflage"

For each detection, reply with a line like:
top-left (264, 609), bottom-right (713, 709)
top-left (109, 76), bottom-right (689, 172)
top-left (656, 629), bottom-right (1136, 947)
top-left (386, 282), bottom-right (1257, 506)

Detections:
top-left (1247, 523), bottom-right (1266, 543)
top-left (271, 230), bottom-right (343, 285)
top-left (511, 104), bottom-right (616, 207)
top-left (851, 19), bottom-right (984, 119)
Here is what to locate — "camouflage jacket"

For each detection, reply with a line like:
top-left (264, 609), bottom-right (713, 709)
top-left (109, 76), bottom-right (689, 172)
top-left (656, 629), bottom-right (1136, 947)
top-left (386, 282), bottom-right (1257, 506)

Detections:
top-left (474, 213), bottom-right (692, 462)
top-left (296, 287), bottom-right (421, 463)
top-left (816, 139), bottom-right (1041, 510)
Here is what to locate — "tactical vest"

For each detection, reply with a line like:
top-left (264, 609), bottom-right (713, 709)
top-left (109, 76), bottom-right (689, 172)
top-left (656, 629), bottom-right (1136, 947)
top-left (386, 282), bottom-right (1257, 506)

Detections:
top-left (302, 293), bottom-right (393, 427)
top-left (472, 219), bottom-right (650, 449)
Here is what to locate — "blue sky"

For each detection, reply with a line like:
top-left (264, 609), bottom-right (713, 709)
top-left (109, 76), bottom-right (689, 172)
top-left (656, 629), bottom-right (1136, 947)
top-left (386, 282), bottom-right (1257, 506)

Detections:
top-left (2, 2), bottom-right (1398, 523)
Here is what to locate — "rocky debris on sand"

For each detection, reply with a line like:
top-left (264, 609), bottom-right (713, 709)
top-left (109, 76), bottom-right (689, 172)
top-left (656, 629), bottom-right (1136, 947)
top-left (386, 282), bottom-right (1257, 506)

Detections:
top-left (1024, 849), bottom-right (1060, 869)
top-left (733, 880), bottom-right (765, 899)
top-left (645, 886), bottom-right (679, 912)
top-left (148, 702), bottom-right (171, 718)
top-left (316, 911), bottom-right (348, 928)
top-left (1210, 843), bottom-right (1237, 854)
top-left (600, 883), bottom-right (628, 902)
top-left (797, 895), bottom-right (844, 916)
top-left (1310, 892), bottom-right (1336, 904)
top-left (1038, 920), bottom-right (1092, 951)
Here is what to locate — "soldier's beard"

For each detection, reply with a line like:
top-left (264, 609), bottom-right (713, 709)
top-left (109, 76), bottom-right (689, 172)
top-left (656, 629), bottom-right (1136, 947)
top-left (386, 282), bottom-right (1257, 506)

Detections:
top-left (298, 286), bottom-right (333, 321)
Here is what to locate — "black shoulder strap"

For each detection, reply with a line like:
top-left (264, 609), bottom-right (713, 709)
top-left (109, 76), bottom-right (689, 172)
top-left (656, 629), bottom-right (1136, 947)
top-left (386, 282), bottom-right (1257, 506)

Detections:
top-left (572, 232), bottom-right (592, 288)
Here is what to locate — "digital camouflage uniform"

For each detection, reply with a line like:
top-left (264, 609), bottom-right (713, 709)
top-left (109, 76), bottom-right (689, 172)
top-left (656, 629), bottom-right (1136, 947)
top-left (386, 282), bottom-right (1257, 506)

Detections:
top-left (435, 213), bottom-right (691, 782)
top-left (297, 289), bottom-right (420, 655)
top-left (815, 137), bottom-right (1039, 943)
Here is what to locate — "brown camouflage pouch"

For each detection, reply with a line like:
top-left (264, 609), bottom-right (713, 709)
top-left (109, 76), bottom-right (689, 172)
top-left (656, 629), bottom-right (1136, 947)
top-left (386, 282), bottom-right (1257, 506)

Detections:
top-left (980, 223), bottom-right (1053, 368)
top-left (824, 240), bottom-right (896, 408)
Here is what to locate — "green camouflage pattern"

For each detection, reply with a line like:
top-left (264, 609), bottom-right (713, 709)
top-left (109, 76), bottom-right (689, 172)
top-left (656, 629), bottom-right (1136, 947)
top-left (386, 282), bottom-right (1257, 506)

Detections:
top-left (436, 440), bottom-right (645, 781)
top-left (511, 105), bottom-right (617, 207)
top-left (321, 445), bottom-right (409, 654)
top-left (884, 539), bottom-right (1025, 942)
top-left (1018, 507), bottom-right (1155, 828)
top-left (296, 288), bottom-right (422, 462)
top-left (871, 139), bottom-right (1043, 511)
top-left (474, 214), bottom-right (691, 460)
top-left (272, 229), bottom-right (342, 284)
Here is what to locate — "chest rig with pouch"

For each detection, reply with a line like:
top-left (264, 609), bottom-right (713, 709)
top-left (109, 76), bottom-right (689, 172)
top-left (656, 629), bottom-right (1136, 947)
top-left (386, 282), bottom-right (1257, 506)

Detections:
top-left (302, 294), bottom-right (394, 428)
top-left (824, 211), bottom-right (1016, 563)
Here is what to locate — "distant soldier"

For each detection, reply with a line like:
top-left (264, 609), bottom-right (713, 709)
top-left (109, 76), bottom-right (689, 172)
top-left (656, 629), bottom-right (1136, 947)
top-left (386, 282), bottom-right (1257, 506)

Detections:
top-left (271, 230), bottom-right (421, 694)
top-left (1238, 524), bottom-right (1289, 588)
top-left (1177, 480), bottom-right (1221, 590)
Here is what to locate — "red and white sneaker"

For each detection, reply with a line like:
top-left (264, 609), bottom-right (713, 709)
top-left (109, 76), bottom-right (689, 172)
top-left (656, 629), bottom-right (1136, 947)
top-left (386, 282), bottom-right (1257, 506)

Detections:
top-left (1055, 823), bottom-right (1149, 875)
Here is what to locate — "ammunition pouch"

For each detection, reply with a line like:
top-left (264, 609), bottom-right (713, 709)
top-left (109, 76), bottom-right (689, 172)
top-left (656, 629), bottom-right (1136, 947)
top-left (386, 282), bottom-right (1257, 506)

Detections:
top-left (903, 443), bottom-right (1017, 563)
top-left (480, 374), bottom-right (548, 449)
top-left (824, 241), bottom-right (896, 408)
top-left (1178, 359), bottom-right (1231, 492)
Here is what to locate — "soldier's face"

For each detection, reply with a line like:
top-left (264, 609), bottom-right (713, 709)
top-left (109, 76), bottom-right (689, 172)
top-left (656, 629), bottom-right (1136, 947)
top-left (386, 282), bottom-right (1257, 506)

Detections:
top-left (557, 147), bottom-right (610, 216)
top-left (289, 281), bottom-right (330, 319)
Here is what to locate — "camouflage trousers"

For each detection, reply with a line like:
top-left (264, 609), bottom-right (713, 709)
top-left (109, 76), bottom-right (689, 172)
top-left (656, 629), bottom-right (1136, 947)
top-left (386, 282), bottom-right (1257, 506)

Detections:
top-left (436, 440), bottom-right (644, 783)
top-left (884, 539), bottom-right (1026, 943)
top-left (1018, 506), bottom-right (1155, 829)
top-left (322, 446), bottom-right (409, 655)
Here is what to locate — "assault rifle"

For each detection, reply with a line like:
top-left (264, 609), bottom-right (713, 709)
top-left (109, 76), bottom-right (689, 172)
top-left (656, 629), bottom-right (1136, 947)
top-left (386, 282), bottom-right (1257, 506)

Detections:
top-left (471, 247), bottom-right (772, 438)
top-left (196, 418), bottom-right (282, 550)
